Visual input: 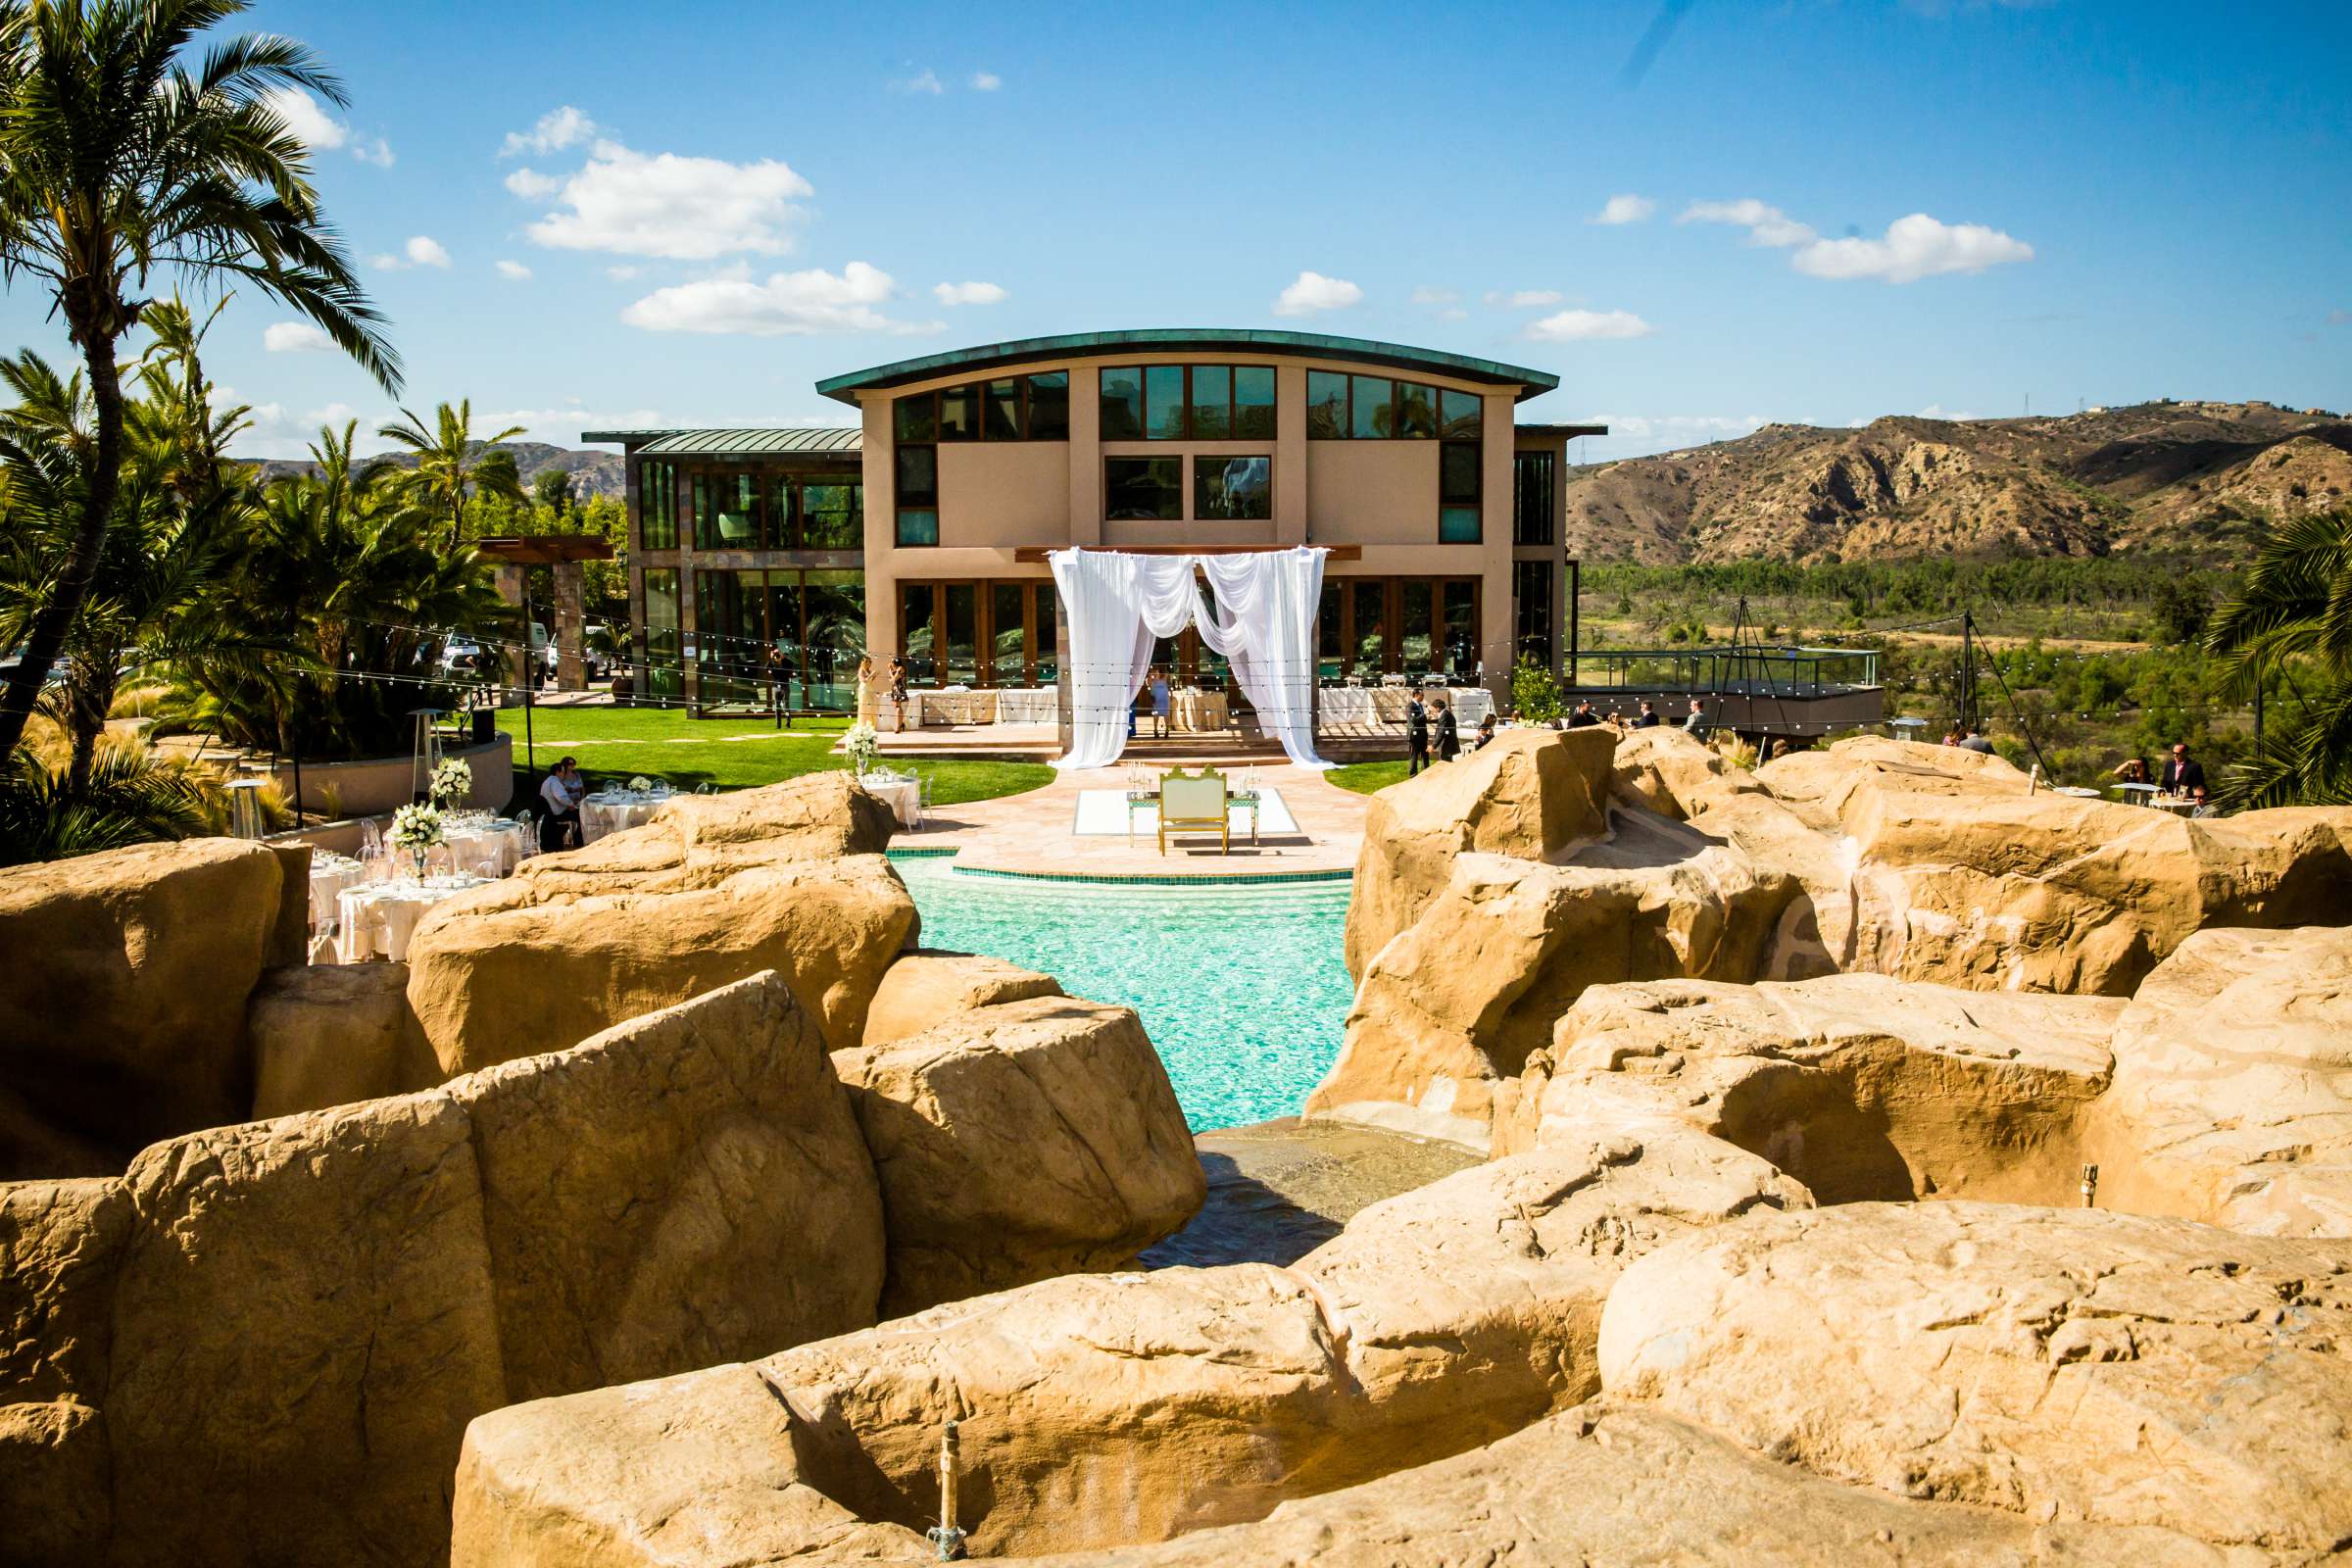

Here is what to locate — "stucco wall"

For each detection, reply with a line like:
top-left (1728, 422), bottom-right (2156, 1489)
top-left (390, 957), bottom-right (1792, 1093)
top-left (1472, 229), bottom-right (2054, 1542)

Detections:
top-left (939, 442), bottom-right (1070, 548)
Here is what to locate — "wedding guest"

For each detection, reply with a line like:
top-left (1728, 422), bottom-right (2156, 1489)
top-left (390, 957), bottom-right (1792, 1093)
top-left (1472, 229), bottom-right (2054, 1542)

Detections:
top-left (888, 656), bottom-right (909, 730)
top-left (1958, 725), bottom-right (1996, 756)
top-left (2160, 742), bottom-right (2207, 804)
top-left (1566, 699), bottom-right (1603, 729)
top-left (537, 757), bottom-right (584, 853)
top-left (1434, 694), bottom-right (1460, 761)
top-left (1150, 665), bottom-right (1172, 739)
top-left (1635, 700), bottom-right (1662, 729)
top-left (1683, 698), bottom-right (1707, 734)
top-left (2111, 756), bottom-right (2150, 785)
top-left (1405, 688), bottom-right (1431, 775)
top-left (1473, 711), bottom-right (1497, 750)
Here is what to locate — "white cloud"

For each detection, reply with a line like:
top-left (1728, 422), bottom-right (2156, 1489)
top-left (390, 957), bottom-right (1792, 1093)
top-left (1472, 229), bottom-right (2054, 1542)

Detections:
top-left (495, 260), bottom-right (532, 281)
top-left (1679, 198), bottom-right (1819, 247)
top-left (520, 141), bottom-right (813, 260)
top-left (260, 85), bottom-right (347, 152)
top-left (1591, 193), bottom-right (1656, 225)
top-left (1438, 307), bottom-right (1468, 321)
top-left (262, 320), bottom-right (334, 354)
top-left (1681, 199), bottom-right (2033, 283)
top-left (620, 262), bottom-right (944, 336)
top-left (1524, 308), bottom-right (1654, 341)
top-left (1273, 270), bottom-right (1362, 317)
top-left (476, 404), bottom-right (670, 447)
top-left (1409, 285), bottom-right (1459, 306)
top-left (368, 235), bottom-right (452, 271)
top-left (1917, 402), bottom-right (1979, 419)
top-left (1486, 289), bottom-right (1565, 308)
top-left (504, 168), bottom-right (560, 200)
top-left (893, 68), bottom-right (946, 95)
top-left (1565, 412), bottom-right (1776, 459)
top-left (1790, 214), bottom-right (2034, 283)
top-left (971, 71), bottom-right (1003, 90)
top-left (606, 265), bottom-right (641, 280)
top-left (500, 106), bottom-right (597, 159)
top-left (932, 280), bottom-right (1006, 306)
top-left (354, 136), bottom-right (394, 168)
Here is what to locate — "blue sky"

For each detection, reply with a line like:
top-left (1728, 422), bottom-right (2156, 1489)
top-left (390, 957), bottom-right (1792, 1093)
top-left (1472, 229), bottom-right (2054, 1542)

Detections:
top-left (5, 0), bottom-right (2344, 461)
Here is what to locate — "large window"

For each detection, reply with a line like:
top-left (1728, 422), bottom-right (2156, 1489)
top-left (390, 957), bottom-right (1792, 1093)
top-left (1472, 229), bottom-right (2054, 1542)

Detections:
top-left (1514, 450), bottom-right (1556, 546)
top-left (1440, 440), bottom-right (1482, 543)
top-left (1196, 456), bottom-right (1272, 520)
top-left (684, 468), bottom-right (860, 551)
top-left (1308, 376), bottom-right (1485, 440)
top-left (896, 440), bottom-right (937, 547)
top-left (1105, 457), bottom-right (1183, 520)
top-left (898, 579), bottom-right (1059, 686)
top-left (1315, 576), bottom-right (1484, 680)
top-left (638, 461), bottom-right (678, 551)
top-left (895, 371), bottom-right (1070, 444)
top-left (1099, 365), bottom-right (1280, 440)
top-left (1514, 559), bottom-right (1553, 668)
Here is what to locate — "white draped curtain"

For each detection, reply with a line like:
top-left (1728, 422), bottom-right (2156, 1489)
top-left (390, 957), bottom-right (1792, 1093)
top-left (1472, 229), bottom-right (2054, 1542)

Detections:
top-left (1047, 546), bottom-right (1330, 771)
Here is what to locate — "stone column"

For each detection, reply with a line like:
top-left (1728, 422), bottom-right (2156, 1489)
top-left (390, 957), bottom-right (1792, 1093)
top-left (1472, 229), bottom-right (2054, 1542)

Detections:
top-left (492, 564), bottom-right (529, 692)
top-left (554, 562), bottom-right (586, 691)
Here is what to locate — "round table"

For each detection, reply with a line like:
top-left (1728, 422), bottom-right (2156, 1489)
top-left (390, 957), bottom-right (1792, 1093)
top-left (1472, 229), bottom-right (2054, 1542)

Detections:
top-left (305, 851), bottom-right (365, 929)
top-left (335, 873), bottom-right (490, 963)
top-left (441, 816), bottom-right (529, 875)
top-left (579, 790), bottom-right (670, 843)
top-left (858, 773), bottom-right (922, 828)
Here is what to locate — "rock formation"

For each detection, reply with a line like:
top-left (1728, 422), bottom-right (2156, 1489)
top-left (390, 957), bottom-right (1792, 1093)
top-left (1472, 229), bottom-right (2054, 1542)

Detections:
top-left (1314, 729), bottom-right (2352, 1150)
top-left (0, 839), bottom-right (301, 1176)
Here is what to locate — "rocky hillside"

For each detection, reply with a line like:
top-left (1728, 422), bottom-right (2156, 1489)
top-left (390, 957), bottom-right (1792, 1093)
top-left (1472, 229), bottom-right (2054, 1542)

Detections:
top-left (243, 440), bottom-right (625, 501)
top-left (1563, 400), bottom-right (2351, 564)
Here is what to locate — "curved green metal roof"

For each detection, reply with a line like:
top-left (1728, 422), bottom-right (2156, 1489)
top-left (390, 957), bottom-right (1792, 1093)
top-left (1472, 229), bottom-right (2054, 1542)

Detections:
top-left (815, 329), bottom-right (1561, 405)
top-left (579, 426), bottom-right (862, 457)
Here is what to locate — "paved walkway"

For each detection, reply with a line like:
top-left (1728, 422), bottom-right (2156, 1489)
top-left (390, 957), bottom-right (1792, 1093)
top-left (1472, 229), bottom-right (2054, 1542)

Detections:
top-left (902, 760), bottom-right (1372, 879)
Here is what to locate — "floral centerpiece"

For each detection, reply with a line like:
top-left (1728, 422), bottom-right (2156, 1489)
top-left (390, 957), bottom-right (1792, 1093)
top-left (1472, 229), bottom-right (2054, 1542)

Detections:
top-left (844, 720), bottom-right (880, 777)
top-left (627, 774), bottom-right (654, 794)
top-left (428, 756), bottom-right (473, 810)
top-left (386, 803), bottom-right (445, 879)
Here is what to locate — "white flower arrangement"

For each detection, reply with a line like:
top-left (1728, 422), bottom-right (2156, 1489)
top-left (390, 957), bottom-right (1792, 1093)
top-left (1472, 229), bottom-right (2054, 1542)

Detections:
top-left (628, 774), bottom-right (654, 793)
top-left (427, 756), bottom-right (473, 809)
top-left (387, 803), bottom-right (445, 875)
top-left (844, 720), bottom-right (880, 776)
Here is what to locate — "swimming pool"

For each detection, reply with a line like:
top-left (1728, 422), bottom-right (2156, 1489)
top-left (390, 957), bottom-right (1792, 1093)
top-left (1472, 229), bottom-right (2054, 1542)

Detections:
top-left (888, 854), bottom-right (1355, 1133)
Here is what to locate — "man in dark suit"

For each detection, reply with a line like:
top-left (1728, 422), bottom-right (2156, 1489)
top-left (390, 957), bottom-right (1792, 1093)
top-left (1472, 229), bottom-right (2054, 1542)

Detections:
top-left (1566, 699), bottom-right (1603, 729)
top-left (2161, 742), bottom-right (2207, 803)
top-left (1405, 689), bottom-right (1431, 776)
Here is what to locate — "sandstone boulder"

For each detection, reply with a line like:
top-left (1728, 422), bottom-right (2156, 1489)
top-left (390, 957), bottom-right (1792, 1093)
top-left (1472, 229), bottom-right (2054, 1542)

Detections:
top-left (1754, 734), bottom-right (2030, 831)
top-left (104, 1094), bottom-right (510, 1567)
top-left (0, 1177), bottom-right (129, 1404)
top-left (445, 970), bottom-right (885, 1400)
top-left (1500, 974), bottom-right (2121, 1204)
top-left (2082, 925), bottom-right (2352, 1236)
top-left (248, 960), bottom-right (435, 1117)
top-left (513, 772), bottom-right (899, 898)
top-left (1343, 727), bottom-right (1616, 977)
top-left (0, 1397), bottom-right (111, 1568)
top-left (861, 950), bottom-right (1063, 1047)
top-left (1607, 724), bottom-right (1771, 820)
top-left (1599, 1201), bottom-right (2352, 1554)
top-left (406, 854), bottom-right (915, 1074)
top-left (1307, 812), bottom-right (1795, 1149)
top-left (0, 839), bottom-right (287, 1173)
top-left (833, 995), bottom-right (1201, 1314)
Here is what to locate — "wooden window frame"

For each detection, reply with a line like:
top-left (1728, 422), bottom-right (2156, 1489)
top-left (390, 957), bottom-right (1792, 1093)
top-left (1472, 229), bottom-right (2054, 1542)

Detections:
top-left (1308, 374), bottom-right (1474, 440)
top-left (1193, 454), bottom-right (1275, 521)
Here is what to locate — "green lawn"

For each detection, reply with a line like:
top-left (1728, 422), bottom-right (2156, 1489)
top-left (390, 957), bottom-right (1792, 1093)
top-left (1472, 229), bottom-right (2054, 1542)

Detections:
top-left (497, 704), bottom-right (1052, 805)
top-left (1328, 760), bottom-right (1411, 796)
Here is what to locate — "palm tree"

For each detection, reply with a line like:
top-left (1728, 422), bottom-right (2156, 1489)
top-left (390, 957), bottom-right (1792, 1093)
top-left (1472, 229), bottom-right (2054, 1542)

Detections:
top-left (0, 0), bottom-right (398, 762)
top-left (376, 399), bottom-right (524, 546)
top-left (2203, 506), bottom-right (2352, 808)
top-left (0, 728), bottom-right (214, 865)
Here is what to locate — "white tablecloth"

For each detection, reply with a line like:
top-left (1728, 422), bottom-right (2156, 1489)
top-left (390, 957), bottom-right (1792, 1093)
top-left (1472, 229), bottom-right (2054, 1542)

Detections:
top-left (442, 818), bottom-right (529, 876)
top-left (1316, 686), bottom-right (1489, 726)
top-left (994, 687), bottom-right (1057, 723)
top-left (1171, 689), bottom-right (1228, 732)
top-left (913, 690), bottom-right (997, 726)
top-left (305, 853), bottom-right (364, 928)
top-left (579, 791), bottom-right (669, 844)
top-left (1319, 687), bottom-right (1375, 725)
top-left (335, 874), bottom-right (489, 963)
top-left (859, 774), bottom-right (921, 828)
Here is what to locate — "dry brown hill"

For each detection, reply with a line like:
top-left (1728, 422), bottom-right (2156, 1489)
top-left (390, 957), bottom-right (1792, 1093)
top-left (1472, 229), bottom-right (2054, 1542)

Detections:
top-left (239, 440), bottom-right (625, 501)
top-left (1562, 401), bottom-right (2350, 564)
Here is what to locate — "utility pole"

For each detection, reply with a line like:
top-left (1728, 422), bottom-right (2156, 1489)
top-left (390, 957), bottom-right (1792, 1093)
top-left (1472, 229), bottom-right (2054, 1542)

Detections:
top-left (1959, 612), bottom-right (1975, 734)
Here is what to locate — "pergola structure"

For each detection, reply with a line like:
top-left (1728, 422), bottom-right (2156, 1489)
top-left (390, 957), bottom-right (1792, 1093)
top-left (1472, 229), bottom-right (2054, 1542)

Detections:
top-left (474, 535), bottom-right (614, 692)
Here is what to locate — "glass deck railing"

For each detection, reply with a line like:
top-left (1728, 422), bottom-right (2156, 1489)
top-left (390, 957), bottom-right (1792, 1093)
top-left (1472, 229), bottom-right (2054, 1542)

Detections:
top-left (1568, 646), bottom-right (1881, 695)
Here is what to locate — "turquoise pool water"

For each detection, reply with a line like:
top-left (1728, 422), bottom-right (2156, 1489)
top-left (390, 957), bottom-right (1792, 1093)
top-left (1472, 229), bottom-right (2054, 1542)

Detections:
top-left (889, 854), bottom-right (1355, 1133)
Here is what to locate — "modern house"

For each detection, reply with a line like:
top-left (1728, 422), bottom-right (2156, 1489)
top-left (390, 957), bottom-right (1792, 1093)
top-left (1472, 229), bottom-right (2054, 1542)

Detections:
top-left (586, 329), bottom-right (1600, 715)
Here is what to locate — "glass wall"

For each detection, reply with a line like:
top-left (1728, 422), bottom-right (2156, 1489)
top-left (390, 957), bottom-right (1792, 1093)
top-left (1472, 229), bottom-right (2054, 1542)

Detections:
top-left (896, 371), bottom-right (1070, 443)
top-left (687, 567), bottom-right (866, 710)
top-left (1098, 365), bottom-right (1280, 440)
top-left (897, 579), bottom-right (1059, 687)
top-left (643, 568), bottom-right (680, 700)
top-left (1513, 450), bottom-right (1556, 546)
top-left (687, 468), bottom-right (861, 551)
top-left (638, 461), bottom-right (679, 550)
